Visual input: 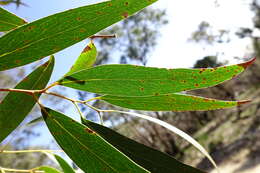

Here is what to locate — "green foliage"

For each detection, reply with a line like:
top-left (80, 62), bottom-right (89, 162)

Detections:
top-left (59, 62), bottom-right (246, 96)
top-left (42, 107), bottom-right (149, 173)
top-left (0, 0), bottom-right (157, 71)
top-left (0, 57), bottom-right (54, 142)
top-left (53, 154), bottom-right (75, 173)
top-left (100, 93), bottom-right (240, 111)
top-left (82, 118), bottom-right (205, 173)
top-left (0, 7), bottom-right (26, 32)
top-left (0, 1), bottom-right (254, 173)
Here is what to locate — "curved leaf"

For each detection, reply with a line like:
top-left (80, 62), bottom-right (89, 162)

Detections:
top-left (0, 7), bottom-right (26, 32)
top-left (54, 154), bottom-right (75, 173)
top-left (0, 56), bottom-right (54, 143)
top-left (41, 108), bottom-right (149, 173)
top-left (35, 166), bottom-right (62, 173)
top-left (66, 42), bottom-right (97, 76)
top-left (0, 0), bottom-right (157, 71)
top-left (100, 93), bottom-right (249, 111)
top-left (59, 59), bottom-right (254, 96)
top-left (82, 118), bottom-right (206, 173)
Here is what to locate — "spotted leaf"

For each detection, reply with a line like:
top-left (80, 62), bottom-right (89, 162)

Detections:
top-left (0, 0), bottom-right (157, 71)
top-left (58, 59), bottom-right (254, 96)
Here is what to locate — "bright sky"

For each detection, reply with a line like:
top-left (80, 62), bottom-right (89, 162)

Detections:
top-left (2, 0), bottom-right (254, 147)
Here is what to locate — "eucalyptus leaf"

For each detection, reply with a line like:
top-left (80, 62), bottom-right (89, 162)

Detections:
top-left (42, 107), bottom-right (149, 173)
top-left (0, 7), bottom-right (26, 32)
top-left (0, 0), bottom-right (157, 71)
top-left (81, 118), bottom-right (206, 173)
top-left (100, 93), bottom-right (249, 111)
top-left (54, 154), bottom-right (75, 173)
top-left (59, 59), bottom-right (254, 96)
top-left (0, 56), bottom-right (54, 143)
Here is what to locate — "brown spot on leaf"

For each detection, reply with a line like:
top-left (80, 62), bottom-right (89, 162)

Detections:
top-left (82, 45), bottom-right (92, 53)
top-left (85, 128), bottom-right (95, 134)
top-left (195, 83), bottom-right (199, 87)
top-left (28, 25), bottom-right (36, 30)
top-left (108, 3), bottom-right (112, 7)
top-left (80, 28), bottom-right (86, 33)
top-left (76, 17), bottom-right (81, 21)
top-left (122, 12), bottom-right (129, 18)
top-left (140, 88), bottom-right (144, 91)
top-left (15, 60), bottom-right (21, 64)
top-left (125, 2), bottom-right (129, 5)
top-left (154, 93), bottom-right (160, 96)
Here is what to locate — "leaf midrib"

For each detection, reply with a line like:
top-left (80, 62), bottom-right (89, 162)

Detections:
top-left (50, 116), bottom-right (121, 173)
top-left (0, 2), bottom-right (120, 59)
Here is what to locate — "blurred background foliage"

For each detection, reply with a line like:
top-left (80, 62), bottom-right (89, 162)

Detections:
top-left (1, 0), bottom-right (260, 172)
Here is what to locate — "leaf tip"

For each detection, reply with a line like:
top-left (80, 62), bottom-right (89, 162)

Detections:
top-left (238, 57), bottom-right (256, 69)
top-left (238, 100), bottom-right (251, 106)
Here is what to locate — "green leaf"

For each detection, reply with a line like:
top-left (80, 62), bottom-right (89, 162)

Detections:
top-left (41, 108), bottom-right (149, 173)
top-left (26, 116), bottom-right (44, 126)
top-left (0, 0), bottom-right (157, 71)
top-left (100, 93), bottom-right (248, 111)
top-left (54, 154), bottom-right (75, 173)
top-left (0, 56), bottom-right (54, 143)
top-left (35, 166), bottom-right (62, 173)
top-left (0, 7), bottom-right (26, 32)
top-left (81, 118), bottom-right (205, 173)
top-left (66, 42), bottom-right (97, 76)
top-left (58, 59), bottom-right (254, 96)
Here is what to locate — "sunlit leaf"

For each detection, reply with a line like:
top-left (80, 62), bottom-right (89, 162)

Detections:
top-left (0, 7), bottom-right (26, 32)
top-left (0, 56), bottom-right (54, 143)
top-left (81, 118), bottom-right (206, 173)
top-left (34, 166), bottom-right (61, 173)
top-left (100, 93), bottom-right (250, 111)
top-left (66, 42), bottom-right (97, 76)
top-left (59, 59), bottom-right (255, 96)
top-left (0, 0), bottom-right (157, 71)
top-left (41, 107), bottom-right (149, 173)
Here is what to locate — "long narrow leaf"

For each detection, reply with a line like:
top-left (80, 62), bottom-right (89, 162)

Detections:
top-left (0, 7), bottom-right (26, 32)
top-left (59, 59), bottom-right (254, 96)
top-left (0, 56), bottom-right (54, 143)
top-left (82, 118), bottom-right (206, 173)
top-left (0, 0), bottom-right (157, 71)
top-left (100, 93), bottom-right (249, 111)
top-left (41, 107), bottom-right (149, 173)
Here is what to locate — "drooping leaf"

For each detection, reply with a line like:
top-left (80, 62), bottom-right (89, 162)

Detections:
top-left (0, 56), bottom-right (54, 143)
top-left (0, 0), bottom-right (157, 71)
top-left (0, 7), bottom-right (26, 32)
top-left (41, 107), bottom-right (149, 173)
top-left (58, 58), bottom-right (255, 96)
top-left (100, 93), bottom-right (249, 111)
top-left (81, 118), bottom-right (206, 173)
top-left (54, 154), bottom-right (75, 173)
top-left (66, 42), bottom-right (97, 76)
top-left (34, 166), bottom-right (62, 173)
